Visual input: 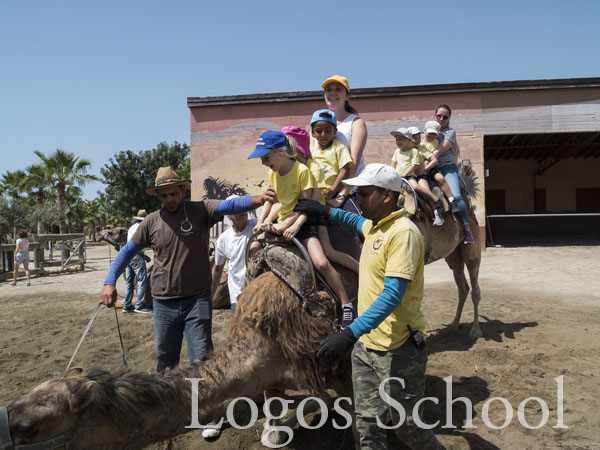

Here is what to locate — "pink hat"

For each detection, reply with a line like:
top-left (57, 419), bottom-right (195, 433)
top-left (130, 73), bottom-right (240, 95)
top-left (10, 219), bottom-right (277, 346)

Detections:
top-left (280, 126), bottom-right (311, 157)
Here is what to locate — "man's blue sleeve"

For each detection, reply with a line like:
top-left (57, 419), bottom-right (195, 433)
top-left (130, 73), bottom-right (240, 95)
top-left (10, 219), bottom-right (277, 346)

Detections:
top-left (103, 241), bottom-right (141, 285)
top-left (217, 195), bottom-right (253, 216)
top-left (348, 277), bottom-right (409, 338)
top-left (330, 208), bottom-right (366, 239)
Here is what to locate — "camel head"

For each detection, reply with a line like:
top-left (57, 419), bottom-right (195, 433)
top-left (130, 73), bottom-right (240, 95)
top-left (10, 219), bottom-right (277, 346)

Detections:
top-left (95, 227), bottom-right (128, 250)
top-left (1, 368), bottom-right (97, 449)
top-left (95, 227), bottom-right (128, 244)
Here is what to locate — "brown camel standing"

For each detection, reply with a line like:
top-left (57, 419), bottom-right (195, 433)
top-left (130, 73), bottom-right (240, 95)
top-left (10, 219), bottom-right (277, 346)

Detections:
top-left (403, 172), bottom-right (482, 339)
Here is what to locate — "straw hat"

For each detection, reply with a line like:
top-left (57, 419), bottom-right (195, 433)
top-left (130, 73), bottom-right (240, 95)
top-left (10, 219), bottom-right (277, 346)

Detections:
top-left (133, 209), bottom-right (148, 221)
top-left (145, 166), bottom-right (191, 196)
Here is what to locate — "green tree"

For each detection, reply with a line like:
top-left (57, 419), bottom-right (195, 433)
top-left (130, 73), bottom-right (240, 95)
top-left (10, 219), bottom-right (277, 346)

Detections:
top-left (0, 198), bottom-right (35, 241)
top-left (0, 170), bottom-right (27, 200)
top-left (22, 164), bottom-right (51, 234)
top-left (34, 149), bottom-right (101, 234)
top-left (101, 141), bottom-right (189, 216)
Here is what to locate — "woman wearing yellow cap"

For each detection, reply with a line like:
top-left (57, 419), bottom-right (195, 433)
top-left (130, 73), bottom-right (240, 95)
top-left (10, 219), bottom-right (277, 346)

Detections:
top-left (321, 75), bottom-right (368, 209)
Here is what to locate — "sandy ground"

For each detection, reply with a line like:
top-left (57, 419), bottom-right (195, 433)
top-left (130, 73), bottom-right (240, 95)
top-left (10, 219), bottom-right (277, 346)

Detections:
top-left (1, 242), bottom-right (599, 449)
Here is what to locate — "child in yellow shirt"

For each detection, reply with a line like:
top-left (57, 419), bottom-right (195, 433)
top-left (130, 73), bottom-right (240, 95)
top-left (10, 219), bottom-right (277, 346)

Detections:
top-left (391, 127), bottom-right (444, 225)
top-left (418, 121), bottom-right (457, 210)
top-left (249, 130), bottom-right (356, 327)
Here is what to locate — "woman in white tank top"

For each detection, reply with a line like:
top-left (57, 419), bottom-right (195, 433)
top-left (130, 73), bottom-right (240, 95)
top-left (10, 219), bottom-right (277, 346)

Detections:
top-left (321, 75), bottom-right (367, 180)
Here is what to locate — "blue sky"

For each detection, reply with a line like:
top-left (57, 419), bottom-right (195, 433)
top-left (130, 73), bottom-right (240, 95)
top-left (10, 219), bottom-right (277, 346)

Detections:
top-left (1, 0), bottom-right (598, 199)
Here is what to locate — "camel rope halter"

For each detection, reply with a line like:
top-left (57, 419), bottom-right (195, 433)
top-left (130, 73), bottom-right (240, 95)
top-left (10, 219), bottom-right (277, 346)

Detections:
top-left (0, 404), bottom-right (77, 450)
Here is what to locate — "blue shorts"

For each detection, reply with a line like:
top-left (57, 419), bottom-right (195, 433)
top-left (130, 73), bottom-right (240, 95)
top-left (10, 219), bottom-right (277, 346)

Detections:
top-left (15, 251), bottom-right (29, 265)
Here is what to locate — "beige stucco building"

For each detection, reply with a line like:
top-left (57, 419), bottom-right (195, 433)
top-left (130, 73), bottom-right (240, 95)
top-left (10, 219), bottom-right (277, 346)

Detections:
top-left (188, 77), bottom-right (600, 245)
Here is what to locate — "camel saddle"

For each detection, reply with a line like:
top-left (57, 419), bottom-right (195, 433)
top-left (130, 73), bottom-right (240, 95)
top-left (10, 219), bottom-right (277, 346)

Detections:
top-left (246, 241), bottom-right (337, 321)
top-left (401, 180), bottom-right (448, 221)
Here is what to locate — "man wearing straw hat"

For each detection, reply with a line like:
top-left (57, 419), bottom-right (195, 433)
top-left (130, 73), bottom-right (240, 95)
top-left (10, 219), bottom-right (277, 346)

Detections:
top-left (101, 166), bottom-right (276, 374)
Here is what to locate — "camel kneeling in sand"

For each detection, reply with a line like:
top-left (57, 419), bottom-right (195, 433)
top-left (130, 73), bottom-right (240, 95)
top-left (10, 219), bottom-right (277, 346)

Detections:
top-left (2, 231), bottom-right (360, 450)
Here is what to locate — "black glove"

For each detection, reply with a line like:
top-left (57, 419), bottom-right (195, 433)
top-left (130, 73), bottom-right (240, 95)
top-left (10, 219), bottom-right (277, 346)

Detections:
top-left (317, 328), bottom-right (358, 362)
top-left (294, 198), bottom-right (330, 218)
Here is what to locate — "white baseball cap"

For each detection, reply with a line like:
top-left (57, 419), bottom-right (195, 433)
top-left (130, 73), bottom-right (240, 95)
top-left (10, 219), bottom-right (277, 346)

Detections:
top-left (424, 120), bottom-right (441, 135)
top-left (390, 127), bottom-right (413, 139)
top-left (342, 163), bottom-right (405, 192)
top-left (408, 126), bottom-right (421, 136)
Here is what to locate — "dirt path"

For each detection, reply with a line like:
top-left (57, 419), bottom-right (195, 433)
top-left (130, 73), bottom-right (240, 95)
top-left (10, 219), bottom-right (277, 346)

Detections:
top-left (1, 243), bottom-right (598, 449)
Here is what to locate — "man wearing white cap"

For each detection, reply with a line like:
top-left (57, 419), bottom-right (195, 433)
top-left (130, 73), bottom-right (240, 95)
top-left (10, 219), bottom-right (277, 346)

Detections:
top-left (294, 163), bottom-right (444, 450)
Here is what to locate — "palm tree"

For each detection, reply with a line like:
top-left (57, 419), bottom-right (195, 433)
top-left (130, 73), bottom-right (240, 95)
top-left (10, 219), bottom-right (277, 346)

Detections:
top-left (0, 170), bottom-right (27, 200)
top-left (34, 149), bottom-right (101, 234)
top-left (22, 164), bottom-right (51, 234)
top-left (202, 176), bottom-right (248, 200)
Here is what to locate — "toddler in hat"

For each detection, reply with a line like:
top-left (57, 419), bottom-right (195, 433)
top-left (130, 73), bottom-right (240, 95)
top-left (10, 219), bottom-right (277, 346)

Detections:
top-left (390, 127), bottom-right (445, 226)
top-left (249, 130), bottom-right (355, 327)
top-left (416, 121), bottom-right (456, 208)
top-left (282, 125), bottom-right (359, 275)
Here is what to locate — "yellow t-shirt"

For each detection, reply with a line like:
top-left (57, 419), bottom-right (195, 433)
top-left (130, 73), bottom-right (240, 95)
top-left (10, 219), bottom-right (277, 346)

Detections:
top-left (358, 209), bottom-right (426, 351)
top-left (269, 160), bottom-right (316, 222)
top-left (303, 157), bottom-right (328, 205)
top-left (418, 140), bottom-right (438, 160)
top-left (392, 147), bottom-right (423, 176)
top-left (310, 139), bottom-right (354, 195)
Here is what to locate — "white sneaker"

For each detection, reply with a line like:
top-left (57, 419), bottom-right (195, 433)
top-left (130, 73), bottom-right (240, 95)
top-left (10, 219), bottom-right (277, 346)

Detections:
top-left (202, 418), bottom-right (222, 439)
top-left (202, 427), bottom-right (220, 439)
top-left (433, 210), bottom-right (444, 226)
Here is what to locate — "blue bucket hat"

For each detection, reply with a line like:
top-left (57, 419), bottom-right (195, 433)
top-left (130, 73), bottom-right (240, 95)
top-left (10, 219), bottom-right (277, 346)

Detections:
top-left (248, 130), bottom-right (288, 159)
top-left (310, 109), bottom-right (337, 126)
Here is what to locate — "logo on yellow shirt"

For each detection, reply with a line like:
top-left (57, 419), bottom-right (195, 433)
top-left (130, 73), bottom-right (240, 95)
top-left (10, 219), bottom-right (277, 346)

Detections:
top-left (373, 236), bottom-right (384, 251)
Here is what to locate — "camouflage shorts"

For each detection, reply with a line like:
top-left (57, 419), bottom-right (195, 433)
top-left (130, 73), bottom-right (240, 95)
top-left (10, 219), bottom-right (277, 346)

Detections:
top-left (351, 340), bottom-right (444, 450)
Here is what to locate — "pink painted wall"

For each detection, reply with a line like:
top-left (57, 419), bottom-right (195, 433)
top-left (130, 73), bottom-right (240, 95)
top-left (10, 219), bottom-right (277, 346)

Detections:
top-left (189, 83), bottom-right (600, 245)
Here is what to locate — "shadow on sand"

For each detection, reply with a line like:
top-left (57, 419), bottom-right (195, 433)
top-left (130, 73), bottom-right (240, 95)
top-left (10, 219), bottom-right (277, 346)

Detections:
top-left (426, 315), bottom-right (539, 356)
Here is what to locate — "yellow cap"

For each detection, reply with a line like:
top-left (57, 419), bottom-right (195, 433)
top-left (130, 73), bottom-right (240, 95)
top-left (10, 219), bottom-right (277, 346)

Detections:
top-left (321, 75), bottom-right (350, 92)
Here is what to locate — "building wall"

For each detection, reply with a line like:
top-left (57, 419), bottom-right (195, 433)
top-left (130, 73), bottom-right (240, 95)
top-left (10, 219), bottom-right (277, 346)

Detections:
top-left (189, 82), bottom-right (600, 244)
top-left (486, 157), bottom-right (600, 213)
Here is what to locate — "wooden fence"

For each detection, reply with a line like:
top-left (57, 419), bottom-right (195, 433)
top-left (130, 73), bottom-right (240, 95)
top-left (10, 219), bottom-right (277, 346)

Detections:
top-left (0, 233), bottom-right (86, 281)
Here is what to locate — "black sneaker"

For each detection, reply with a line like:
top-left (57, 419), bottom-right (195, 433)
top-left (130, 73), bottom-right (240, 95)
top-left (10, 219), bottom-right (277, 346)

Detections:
top-left (134, 307), bottom-right (153, 314)
top-left (464, 230), bottom-right (475, 245)
top-left (341, 304), bottom-right (356, 329)
top-left (122, 308), bottom-right (134, 313)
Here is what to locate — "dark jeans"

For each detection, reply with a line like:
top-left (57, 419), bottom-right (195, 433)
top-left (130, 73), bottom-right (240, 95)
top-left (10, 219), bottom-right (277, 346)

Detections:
top-left (153, 291), bottom-right (212, 373)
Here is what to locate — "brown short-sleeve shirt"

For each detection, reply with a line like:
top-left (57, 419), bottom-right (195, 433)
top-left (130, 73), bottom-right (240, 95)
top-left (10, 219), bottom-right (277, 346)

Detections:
top-left (132, 200), bottom-right (221, 300)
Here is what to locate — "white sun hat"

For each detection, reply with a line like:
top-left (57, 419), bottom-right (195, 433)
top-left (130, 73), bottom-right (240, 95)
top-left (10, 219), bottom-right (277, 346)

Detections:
top-left (342, 163), bottom-right (404, 192)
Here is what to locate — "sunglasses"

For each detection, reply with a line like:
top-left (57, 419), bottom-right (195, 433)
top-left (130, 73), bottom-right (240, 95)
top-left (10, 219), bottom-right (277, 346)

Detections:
top-left (436, 114), bottom-right (449, 120)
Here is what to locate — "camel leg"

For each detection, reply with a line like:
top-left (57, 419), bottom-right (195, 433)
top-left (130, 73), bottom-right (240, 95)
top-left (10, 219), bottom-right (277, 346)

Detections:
top-left (261, 388), bottom-right (291, 447)
top-left (328, 365), bottom-right (360, 449)
top-left (261, 389), bottom-right (334, 447)
top-left (463, 248), bottom-right (482, 339)
top-left (445, 246), bottom-right (470, 330)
